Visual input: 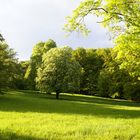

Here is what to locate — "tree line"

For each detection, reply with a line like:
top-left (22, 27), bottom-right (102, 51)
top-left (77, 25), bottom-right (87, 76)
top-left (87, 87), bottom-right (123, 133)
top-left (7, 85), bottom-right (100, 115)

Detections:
top-left (0, 0), bottom-right (139, 101)
top-left (0, 33), bottom-right (139, 101)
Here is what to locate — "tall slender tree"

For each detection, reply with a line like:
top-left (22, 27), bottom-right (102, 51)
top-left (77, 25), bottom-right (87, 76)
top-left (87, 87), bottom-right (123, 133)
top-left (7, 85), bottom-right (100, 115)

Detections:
top-left (25, 39), bottom-right (57, 90)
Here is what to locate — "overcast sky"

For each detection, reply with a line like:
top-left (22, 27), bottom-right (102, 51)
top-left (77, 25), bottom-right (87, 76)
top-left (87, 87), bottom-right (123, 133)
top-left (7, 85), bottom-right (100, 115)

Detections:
top-left (0, 0), bottom-right (113, 60)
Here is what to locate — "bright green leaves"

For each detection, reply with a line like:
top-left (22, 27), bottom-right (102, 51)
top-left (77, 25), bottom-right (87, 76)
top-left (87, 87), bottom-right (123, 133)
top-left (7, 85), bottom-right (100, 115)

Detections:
top-left (114, 34), bottom-right (140, 80)
top-left (64, 0), bottom-right (140, 101)
top-left (36, 47), bottom-right (81, 94)
top-left (65, 0), bottom-right (140, 37)
top-left (24, 39), bottom-right (57, 90)
top-left (64, 0), bottom-right (101, 35)
top-left (0, 41), bottom-right (17, 90)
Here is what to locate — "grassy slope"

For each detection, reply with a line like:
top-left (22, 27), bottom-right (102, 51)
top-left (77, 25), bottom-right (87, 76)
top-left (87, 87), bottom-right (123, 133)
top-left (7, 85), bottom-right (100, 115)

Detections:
top-left (0, 91), bottom-right (140, 140)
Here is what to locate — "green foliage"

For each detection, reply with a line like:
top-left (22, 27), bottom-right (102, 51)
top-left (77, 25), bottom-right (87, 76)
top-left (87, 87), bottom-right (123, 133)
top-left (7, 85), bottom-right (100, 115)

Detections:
top-left (36, 47), bottom-right (81, 97)
top-left (0, 42), bottom-right (17, 91)
top-left (84, 49), bottom-right (103, 94)
top-left (72, 47), bottom-right (87, 67)
top-left (0, 33), bottom-right (5, 42)
top-left (11, 61), bottom-right (30, 90)
top-left (72, 48), bottom-right (87, 93)
top-left (30, 42), bottom-right (45, 65)
top-left (97, 70), bottom-right (111, 97)
top-left (65, 0), bottom-right (140, 36)
top-left (96, 47), bottom-right (139, 101)
top-left (72, 48), bottom-right (104, 95)
top-left (44, 39), bottom-right (57, 52)
top-left (97, 68), bottom-right (128, 98)
top-left (114, 34), bottom-right (140, 80)
top-left (123, 82), bottom-right (140, 102)
top-left (24, 42), bottom-right (45, 90)
top-left (113, 34), bottom-right (140, 101)
top-left (65, 1), bottom-right (140, 101)
top-left (25, 39), bottom-right (57, 90)
top-left (24, 63), bottom-right (37, 90)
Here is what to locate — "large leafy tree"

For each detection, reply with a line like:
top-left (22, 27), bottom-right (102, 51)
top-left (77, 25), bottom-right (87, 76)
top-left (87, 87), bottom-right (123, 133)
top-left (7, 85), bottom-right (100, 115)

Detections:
top-left (114, 34), bottom-right (140, 80)
top-left (36, 47), bottom-right (81, 99)
top-left (113, 34), bottom-right (140, 101)
top-left (0, 41), bottom-right (17, 92)
top-left (72, 47), bottom-right (111, 95)
top-left (25, 39), bottom-right (57, 89)
top-left (65, 0), bottom-right (140, 101)
top-left (64, 0), bottom-right (140, 64)
top-left (24, 42), bottom-right (45, 89)
top-left (97, 47), bottom-right (140, 101)
top-left (65, 0), bottom-right (140, 68)
top-left (65, 0), bottom-right (140, 36)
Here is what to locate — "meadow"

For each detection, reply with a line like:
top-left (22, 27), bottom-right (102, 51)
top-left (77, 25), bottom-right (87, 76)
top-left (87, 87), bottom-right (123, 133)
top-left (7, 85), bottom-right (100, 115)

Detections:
top-left (0, 90), bottom-right (140, 140)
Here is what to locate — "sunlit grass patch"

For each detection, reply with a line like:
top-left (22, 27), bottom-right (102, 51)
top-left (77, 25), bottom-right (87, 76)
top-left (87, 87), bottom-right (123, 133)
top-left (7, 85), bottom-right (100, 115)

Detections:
top-left (0, 90), bottom-right (140, 140)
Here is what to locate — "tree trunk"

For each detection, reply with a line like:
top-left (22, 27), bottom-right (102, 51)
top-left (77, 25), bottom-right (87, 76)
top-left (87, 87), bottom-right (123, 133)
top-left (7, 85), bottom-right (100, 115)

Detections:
top-left (56, 92), bottom-right (59, 99)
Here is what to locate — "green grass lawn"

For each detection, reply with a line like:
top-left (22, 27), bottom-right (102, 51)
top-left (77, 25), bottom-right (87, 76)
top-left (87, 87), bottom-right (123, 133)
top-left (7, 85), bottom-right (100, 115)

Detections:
top-left (0, 90), bottom-right (140, 140)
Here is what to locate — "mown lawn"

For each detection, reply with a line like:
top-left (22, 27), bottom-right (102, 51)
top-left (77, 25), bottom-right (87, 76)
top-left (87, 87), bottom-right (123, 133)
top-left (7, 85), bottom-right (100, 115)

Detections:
top-left (0, 90), bottom-right (140, 140)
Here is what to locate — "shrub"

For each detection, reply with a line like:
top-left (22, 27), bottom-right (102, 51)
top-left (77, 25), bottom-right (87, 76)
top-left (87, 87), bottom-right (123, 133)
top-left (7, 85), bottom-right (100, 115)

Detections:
top-left (123, 82), bottom-right (140, 102)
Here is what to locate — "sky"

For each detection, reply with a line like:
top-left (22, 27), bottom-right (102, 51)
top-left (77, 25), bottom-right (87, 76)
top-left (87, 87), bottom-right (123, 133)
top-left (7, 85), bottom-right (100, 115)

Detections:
top-left (0, 0), bottom-right (113, 60)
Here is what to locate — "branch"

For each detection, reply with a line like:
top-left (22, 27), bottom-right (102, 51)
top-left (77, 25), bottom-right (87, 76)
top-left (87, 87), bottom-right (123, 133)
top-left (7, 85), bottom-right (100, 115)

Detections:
top-left (80, 7), bottom-right (124, 19)
top-left (97, 17), bottom-right (113, 23)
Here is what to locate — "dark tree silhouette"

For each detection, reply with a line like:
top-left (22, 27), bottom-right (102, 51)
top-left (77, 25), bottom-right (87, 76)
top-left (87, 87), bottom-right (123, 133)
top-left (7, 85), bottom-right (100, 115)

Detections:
top-left (0, 33), bottom-right (5, 42)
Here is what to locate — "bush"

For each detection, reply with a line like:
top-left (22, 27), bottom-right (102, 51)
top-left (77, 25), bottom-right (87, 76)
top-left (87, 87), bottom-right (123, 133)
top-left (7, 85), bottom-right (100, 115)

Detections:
top-left (97, 71), bottom-right (111, 97)
top-left (123, 82), bottom-right (140, 102)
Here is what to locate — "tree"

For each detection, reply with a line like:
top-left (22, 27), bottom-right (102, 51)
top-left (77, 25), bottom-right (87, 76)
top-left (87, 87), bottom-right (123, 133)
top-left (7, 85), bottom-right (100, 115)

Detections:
top-left (64, 0), bottom-right (140, 36)
top-left (72, 47), bottom-right (87, 67)
top-left (65, 0), bottom-right (139, 74)
top-left (72, 48), bottom-right (87, 93)
top-left (10, 60), bottom-right (30, 90)
top-left (0, 42), bottom-right (17, 92)
top-left (36, 47), bottom-right (81, 99)
top-left (113, 34), bottom-right (140, 101)
top-left (25, 39), bottom-right (57, 90)
top-left (85, 49), bottom-right (104, 94)
top-left (96, 47), bottom-right (139, 100)
top-left (24, 42), bottom-right (45, 89)
top-left (96, 48), bottom-right (116, 97)
top-left (97, 65), bottom-right (131, 98)
top-left (65, 0), bottom-right (140, 72)
top-left (114, 34), bottom-right (140, 80)
top-left (43, 39), bottom-right (57, 52)
top-left (0, 33), bottom-right (5, 42)
top-left (65, 0), bottom-right (140, 101)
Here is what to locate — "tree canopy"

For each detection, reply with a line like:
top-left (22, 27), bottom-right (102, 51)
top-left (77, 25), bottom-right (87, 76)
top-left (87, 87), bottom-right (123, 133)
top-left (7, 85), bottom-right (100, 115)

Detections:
top-left (24, 39), bottom-right (57, 89)
top-left (0, 0), bottom-right (139, 102)
top-left (0, 42), bottom-right (17, 92)
top-left (36, 47), bottom-right (81, 99)
top-left (0, 33), bottom-right (5, 42)
top-left (64, 0), bottom-right (140, 101)
top-left (64, 0), bottom-right (140, 37)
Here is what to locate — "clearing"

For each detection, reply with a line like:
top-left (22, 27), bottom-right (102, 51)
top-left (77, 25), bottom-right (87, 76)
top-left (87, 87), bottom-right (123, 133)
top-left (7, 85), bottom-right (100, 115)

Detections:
top-left (0, 90), bottom-right (140, 140)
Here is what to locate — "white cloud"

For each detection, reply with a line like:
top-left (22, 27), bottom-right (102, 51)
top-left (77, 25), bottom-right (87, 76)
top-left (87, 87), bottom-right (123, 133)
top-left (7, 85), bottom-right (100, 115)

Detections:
top-left (0, 0), bottom-right (113, 60)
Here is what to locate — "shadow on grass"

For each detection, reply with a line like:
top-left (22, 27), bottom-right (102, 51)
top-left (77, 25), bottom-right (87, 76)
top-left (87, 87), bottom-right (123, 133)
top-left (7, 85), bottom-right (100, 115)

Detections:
top-left (0, 131), bottom-right (44, 140)
top-left (20, 90), bottom-right (140, 107)
top-left (59, 94), bottom-right (140, 107)
top-left (0, 90), bottom-right (140, 119)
